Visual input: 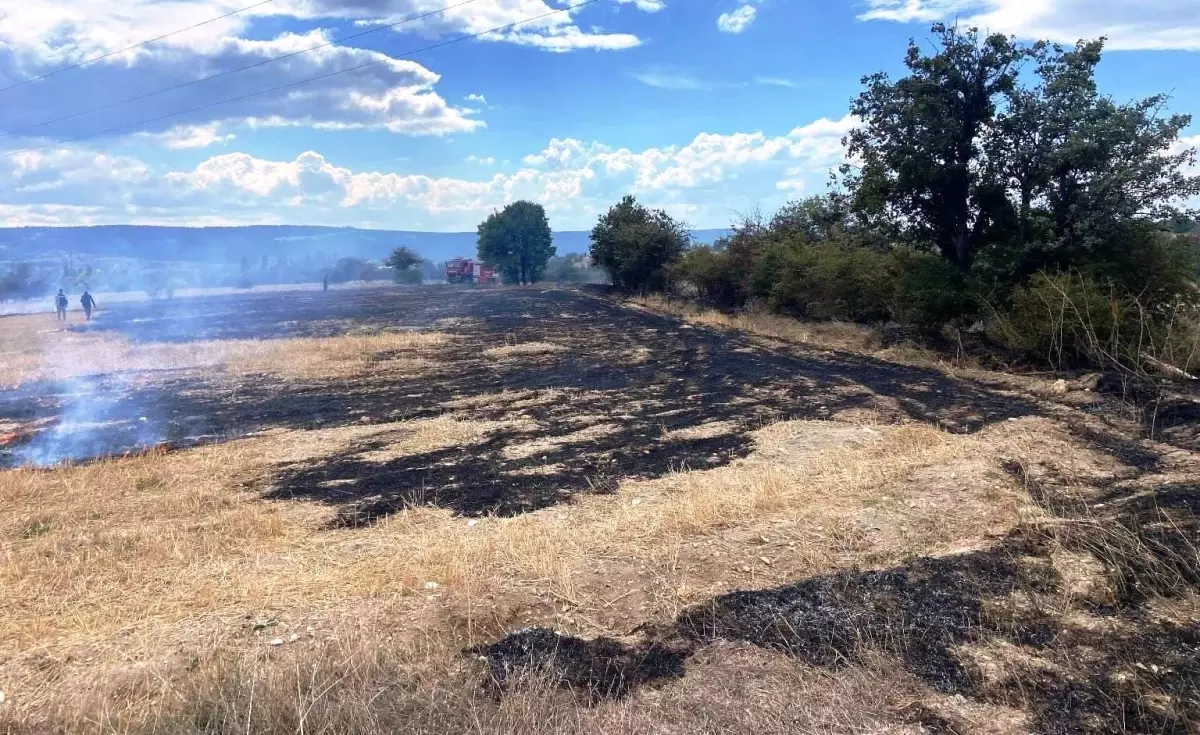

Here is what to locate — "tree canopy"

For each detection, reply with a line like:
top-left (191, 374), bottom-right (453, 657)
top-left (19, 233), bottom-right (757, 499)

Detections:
top-left (384, 246), bottom-right (424, 284)
top-left (476, 201), bottom-right (556, 285)
top-left (845, 25), bottom-right (1199, 275)
top-left (589, 195), bottom-right (690, 292)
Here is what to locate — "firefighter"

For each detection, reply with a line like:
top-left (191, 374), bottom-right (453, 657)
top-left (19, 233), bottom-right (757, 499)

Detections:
top-left (80, 290), bottom-right (97, 320)
top-left (54, 290), bottom-right (68, 321)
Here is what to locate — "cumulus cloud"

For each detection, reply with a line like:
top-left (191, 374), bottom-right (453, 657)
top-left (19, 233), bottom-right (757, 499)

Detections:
top-left (717, 5), bottom-right (757, 34)
top-left (0, 30), bottom-right (482, 143)
top-left (0, 0), bottom-right (651, 143)
top-left (0, 115), bottom-right (856, 228)
top-left (859, 0), bottom-right (1200, 51)
top-left (465, 93), bottom-right (488, 104)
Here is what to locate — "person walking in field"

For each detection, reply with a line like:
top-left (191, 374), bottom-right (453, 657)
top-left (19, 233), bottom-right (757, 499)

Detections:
top-left (80, 290), bottom-right (97, 320)
top-left (54, 290), bottom-right (68, 321)
top-left (322, 274), bottom-right (329, 292)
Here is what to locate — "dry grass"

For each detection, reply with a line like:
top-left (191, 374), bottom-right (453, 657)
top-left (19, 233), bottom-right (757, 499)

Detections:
top-left (482, 341), bottom-right (568, 359)
top-left (1, 407), bottom-right (1017, 729)
top-left (7, 296), bottom-right (1186, 733)
top-left (0, 314), bottom-right (449, 386)
top-left (629, 295), bottom-right (877, 353)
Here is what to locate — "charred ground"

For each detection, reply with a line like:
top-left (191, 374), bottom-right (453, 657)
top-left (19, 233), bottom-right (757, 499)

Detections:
top-left (2, 286), bottom-right (1036, 518)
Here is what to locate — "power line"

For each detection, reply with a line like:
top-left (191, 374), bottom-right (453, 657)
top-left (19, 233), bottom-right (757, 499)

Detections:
top-left (0, 0), bottom-right (281, 94)
top-left (0, 0), bottom-right (483, 140)
top-left (6, 0), bottom-right (602, 155)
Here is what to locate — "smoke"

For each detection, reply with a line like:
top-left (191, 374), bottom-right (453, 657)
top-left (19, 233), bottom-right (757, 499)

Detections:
top-left (13, 372), bottom-right (166, 468)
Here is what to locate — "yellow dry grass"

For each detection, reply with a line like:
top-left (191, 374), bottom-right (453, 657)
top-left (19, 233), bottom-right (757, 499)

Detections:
top-left (629, 295), bottom-right (877, 352)
top-left (0, 316), bottom-right (449, 386)
top-left (483, 342), bottom-right (567, 359)
top-left (0, 416), bottom-right (996, 667)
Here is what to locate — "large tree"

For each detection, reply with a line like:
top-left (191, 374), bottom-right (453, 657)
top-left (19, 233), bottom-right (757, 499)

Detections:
top-left (846, 25), bottom-right (1200, 277)
top-left (477, 201), bottom-right (555, 285)
top-left (590, 195), bottom-right (690, 292)
top-left (846, 24), bottom-right (1027, 273)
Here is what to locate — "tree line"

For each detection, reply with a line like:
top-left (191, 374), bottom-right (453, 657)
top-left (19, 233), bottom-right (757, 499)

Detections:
top-left (468, 25), bottom-right (1198, 374)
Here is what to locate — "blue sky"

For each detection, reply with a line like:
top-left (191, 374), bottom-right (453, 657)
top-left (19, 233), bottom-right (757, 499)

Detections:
top-left (0, 0), bottom-right (1196, 231)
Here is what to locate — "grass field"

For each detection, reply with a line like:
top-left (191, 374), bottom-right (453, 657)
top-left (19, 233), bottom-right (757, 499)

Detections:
top-left (1, 285), bottom-right (1196, 734)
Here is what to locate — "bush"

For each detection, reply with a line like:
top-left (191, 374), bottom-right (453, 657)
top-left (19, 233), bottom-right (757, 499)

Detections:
top-left (670, 247), bottom-right (745, 307)
top-left (753, 241), bottom-right (892, 322)
top-left (890, 251), bottom-right (975, 329)
top-left (988, 270), bottom-right (1194, 372)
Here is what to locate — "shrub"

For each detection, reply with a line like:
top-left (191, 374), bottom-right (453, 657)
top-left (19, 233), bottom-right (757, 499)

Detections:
top-left (992, 271), bottom-right (1143, 370)
top-left (889, 251), bottom-right (975, 329)
top-left (670, 246), bottom-right (745, 308)
top-left (756, 241), bottom-right (892, 322)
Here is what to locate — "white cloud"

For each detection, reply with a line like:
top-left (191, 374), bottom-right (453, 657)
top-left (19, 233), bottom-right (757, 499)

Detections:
top-left (617, 0), bottom-right (666, 11)
top-left (0, 115), bottom-right (857, 229)
top-left (859, 0), bottom-right (1200, 51)
top-left (0, 29), bottom-right (482, 143)
top-left (466, 154), bottom-right (496, 165)
top-left (0, 0), bottom-right (654, 143)
top-left (140, 123), bottom-right (236, 150)
top-left (632, 69), bottom-right (712, 90)
top-left (0, 1), bottom-right (652, 61)
top-left (465, 93), bottom-right (488, 104)
top-left (756, 76), bottom-right (797, 88)
top-left (717, 5), bottom-right (757, 34)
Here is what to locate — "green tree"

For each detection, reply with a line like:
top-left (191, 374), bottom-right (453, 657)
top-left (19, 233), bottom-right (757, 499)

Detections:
top-left (994, 39), bottom-right (1200, 277)
top-left (385, 246), bottom-right (424, 284)
top-left (770, 193), bottom-right (851, 244)
top-left (476, 201), bottom-right (555, 285)
top-left (590, 195), bottom-right (690, 292)
top-left (846, 24), bottom-right (1027, 273)
top-left (847, 25), bottom-right (1200, 282)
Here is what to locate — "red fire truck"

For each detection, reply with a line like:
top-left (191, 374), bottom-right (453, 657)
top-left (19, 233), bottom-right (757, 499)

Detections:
top-left (445, 257), bottom-right (499, 285)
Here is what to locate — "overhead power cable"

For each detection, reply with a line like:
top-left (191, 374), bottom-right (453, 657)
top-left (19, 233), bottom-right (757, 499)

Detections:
top-left (0, 0), bottom-right (483, 140)
top-left (0, 0), bottom-right (280, 94)
top-left (6, 0), bottom-right (602, 155)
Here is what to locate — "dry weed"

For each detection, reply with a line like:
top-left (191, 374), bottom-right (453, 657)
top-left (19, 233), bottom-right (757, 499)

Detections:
top-left (483, 342), bottom-right (567, 359)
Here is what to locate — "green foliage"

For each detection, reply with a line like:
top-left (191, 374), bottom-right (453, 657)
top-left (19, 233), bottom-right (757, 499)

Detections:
top-left (992, 271), bottom-right (1135, 369)
top-left (385, 246), bottom-right (425, 284)
top-left (385, 246), bottom-right (422, 273)
top-left (477, 201), bottom-right (555, 285)
top-left (847, 26), bottom-right (1200, 277)
top-left (890, 251), bottom-right (975, 328)
top-left (671, 246), bottom-right (743, 307)
top-left (748, 241), bottom-right (892, 322)
top-left (590, 195), bottom-right (690, 293)
top-left (769, 194), bottom-right (850, 244)
top-left (847, 24), bottom-right (1026, 273)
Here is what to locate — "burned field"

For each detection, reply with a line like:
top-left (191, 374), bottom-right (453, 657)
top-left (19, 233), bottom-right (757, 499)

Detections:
top-left (1, 285), bottom-right (1197, 734)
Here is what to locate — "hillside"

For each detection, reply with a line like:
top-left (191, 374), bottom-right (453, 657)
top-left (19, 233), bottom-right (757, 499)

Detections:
top-left (0, 225), bottom-right (732, 265)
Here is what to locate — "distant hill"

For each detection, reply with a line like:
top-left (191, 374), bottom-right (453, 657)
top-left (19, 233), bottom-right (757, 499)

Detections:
top-left (0, 225), bottom-right (732, 265)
